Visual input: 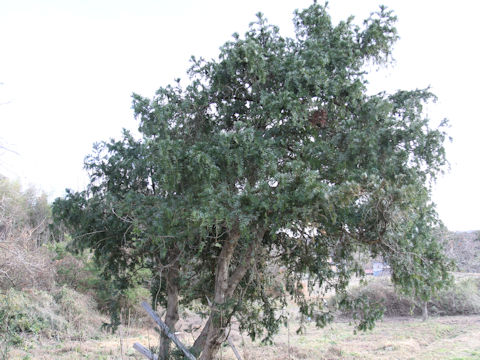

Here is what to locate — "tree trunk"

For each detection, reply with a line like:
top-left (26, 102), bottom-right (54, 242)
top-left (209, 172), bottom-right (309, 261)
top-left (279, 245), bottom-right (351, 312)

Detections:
top-left (199, 326), bottom-right (226, 360)
top-left (197, 228), bottom-right (264, 360)
top-left (198, 226), bottom-right (240, 360)
top-left (158, 261), bottom-right (180, 360)
top-left (191, 317), bottom-right (210, 356)
top-left (422, 301), bottom-right (428, 321)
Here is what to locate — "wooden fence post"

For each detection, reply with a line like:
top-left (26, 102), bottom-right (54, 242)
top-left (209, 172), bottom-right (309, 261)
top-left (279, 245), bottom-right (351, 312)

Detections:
top-left (133, 301), bottom-right (196, 360)
top-left (227, 337), bottom-right (243, 360)
top-left (133, 343), bottom-right (158, 360)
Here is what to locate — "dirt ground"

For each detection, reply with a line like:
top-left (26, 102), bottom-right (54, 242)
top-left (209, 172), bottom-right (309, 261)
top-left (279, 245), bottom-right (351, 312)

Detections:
top-left (8, 315), bottom-right (480, 360)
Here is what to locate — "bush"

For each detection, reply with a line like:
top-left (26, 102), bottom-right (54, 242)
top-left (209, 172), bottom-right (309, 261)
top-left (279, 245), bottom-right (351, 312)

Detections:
top-left (49, 240), bottom-right (92, 292)
top-left (431, 277), bottom-right (480, 315)
top-left (0, 290), bottom-right (26, 359)
top-left (49, 240), bottom-right (151, 326)
top-left (336, 276), bottom-right (480, 318)
top-left (91, 269), bottom-right (152, 329)
top-left (0, 287), bottom-right (103, 342)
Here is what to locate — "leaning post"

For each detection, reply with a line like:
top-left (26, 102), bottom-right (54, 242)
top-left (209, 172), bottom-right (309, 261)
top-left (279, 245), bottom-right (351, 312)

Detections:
top-left (133, 301), bottom-right (196, 360)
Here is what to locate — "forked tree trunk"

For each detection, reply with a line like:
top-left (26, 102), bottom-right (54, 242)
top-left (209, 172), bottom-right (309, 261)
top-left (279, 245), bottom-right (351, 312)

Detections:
top-left (197, 228), bottom-right (264, 360)
top-left (159, 261), bottom-right (180, 360)
top-left (199, 229), bottom-right (240, 360)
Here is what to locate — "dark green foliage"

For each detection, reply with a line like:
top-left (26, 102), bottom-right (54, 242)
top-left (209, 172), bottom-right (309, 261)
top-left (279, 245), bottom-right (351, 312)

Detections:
top-left (53, 3), bottom-right (452, 356)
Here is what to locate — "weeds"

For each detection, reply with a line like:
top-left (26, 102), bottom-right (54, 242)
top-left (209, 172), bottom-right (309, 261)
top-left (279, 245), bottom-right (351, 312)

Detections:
top-left (0, 287), bottom-right (103, 349)
top-left (0, 293), bottom-right (15, 360)
top-left (337, 276), bottom-right (480, 318)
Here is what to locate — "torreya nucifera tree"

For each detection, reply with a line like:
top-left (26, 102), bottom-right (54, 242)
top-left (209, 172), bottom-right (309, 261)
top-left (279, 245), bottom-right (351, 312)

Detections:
top-left (53, 3), bottom-right (452, 359)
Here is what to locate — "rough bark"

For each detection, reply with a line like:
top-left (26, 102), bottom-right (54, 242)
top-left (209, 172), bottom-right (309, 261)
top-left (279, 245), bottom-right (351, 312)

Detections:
top-left (158, 260), bottom-right (180, 360)
top-left (191, 317), bottom-right (210, 356)
top-left (198, 228), bottom-right (264, 360)
top-left (197, 226), bottom-right (240, 360)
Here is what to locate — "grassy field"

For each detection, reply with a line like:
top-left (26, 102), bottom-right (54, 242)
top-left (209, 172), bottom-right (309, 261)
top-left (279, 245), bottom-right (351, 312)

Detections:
top-left (4, 274), bottom-right (480, 359)
top-left (8, 314), bottom-right (480, 360)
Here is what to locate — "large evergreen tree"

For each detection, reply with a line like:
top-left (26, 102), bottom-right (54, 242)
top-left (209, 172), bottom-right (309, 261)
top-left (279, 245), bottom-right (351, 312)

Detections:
top-left (53, 4), bottom-right (452, 359)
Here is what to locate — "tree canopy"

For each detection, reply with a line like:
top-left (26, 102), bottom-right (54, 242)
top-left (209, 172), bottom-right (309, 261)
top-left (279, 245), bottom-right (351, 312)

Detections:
top-left (53, 3), bottom-right (452, 359)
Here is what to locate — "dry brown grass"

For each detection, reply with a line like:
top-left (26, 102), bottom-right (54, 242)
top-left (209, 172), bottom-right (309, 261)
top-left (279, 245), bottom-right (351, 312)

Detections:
top-left (8, 315), bottom-right (480, 359)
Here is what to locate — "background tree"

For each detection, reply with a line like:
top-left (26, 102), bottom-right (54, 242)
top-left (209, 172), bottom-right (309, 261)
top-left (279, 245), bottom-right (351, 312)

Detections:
top-left (53, 3), bottom-right (452, 359)
top-left (0, 176), bottom-right (54, 290)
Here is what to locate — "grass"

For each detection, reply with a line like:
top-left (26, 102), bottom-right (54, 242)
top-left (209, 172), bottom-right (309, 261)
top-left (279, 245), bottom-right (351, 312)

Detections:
top-left (4, 274), bottom-right (480, 359)
top-left (6, 315), bottom-right (480, 359)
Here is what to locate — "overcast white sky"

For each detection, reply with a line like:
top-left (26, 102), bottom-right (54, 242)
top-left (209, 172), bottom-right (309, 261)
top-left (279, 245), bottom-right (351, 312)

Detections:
top-left (0, 0), bottom-right (478, 231)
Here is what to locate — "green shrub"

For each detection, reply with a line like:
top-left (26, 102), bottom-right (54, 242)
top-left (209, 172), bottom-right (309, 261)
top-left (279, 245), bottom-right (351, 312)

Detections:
top-left (50, 240), bottom-right (151, 326)
top-left (0, 291), bottom-right (24, 359)
top-left (49, 241), bottom-right (92, 292)
top-left (0, 290), bottom-right (51, 336)
top-left (93, 270), bottom-right (152, 330)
